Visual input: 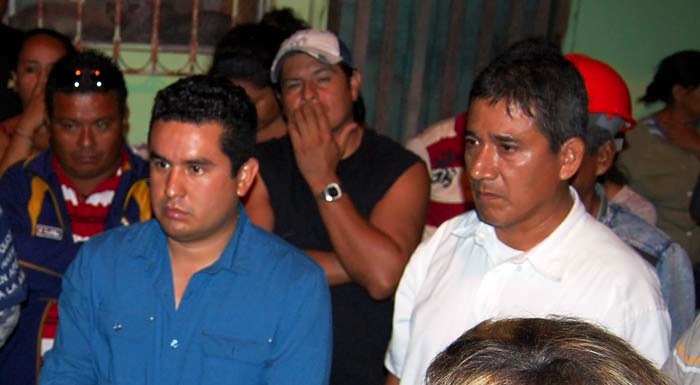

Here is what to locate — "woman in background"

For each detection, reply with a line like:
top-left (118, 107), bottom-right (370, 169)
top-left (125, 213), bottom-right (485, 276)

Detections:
top-left (0, 28), bottom-right (74, 174)
top-left (616, 50), bottom-right (700, 266)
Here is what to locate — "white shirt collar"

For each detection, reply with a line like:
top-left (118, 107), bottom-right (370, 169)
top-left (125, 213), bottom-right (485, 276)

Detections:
top-left (459, 187), bottom-right (587, 281)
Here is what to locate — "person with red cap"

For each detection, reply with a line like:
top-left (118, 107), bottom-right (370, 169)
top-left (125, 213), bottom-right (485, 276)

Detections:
top-left (568, 53), bottom-right (694, 344)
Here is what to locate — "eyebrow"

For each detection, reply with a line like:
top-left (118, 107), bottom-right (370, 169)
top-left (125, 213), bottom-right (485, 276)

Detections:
top-left (282, 63), bottom-right (335, 82)
top-left (149, 151), bottom-right (215, 167)
top-left (492, 133), bottom-right (519, 144)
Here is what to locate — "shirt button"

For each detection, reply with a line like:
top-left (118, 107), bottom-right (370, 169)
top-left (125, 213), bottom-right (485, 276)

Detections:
top-left (170, 339), bottom-right (179, 349)
top-left (687, 231), bottom-right (693, 237)
top-left (148, 315), bottom-right (155, 321)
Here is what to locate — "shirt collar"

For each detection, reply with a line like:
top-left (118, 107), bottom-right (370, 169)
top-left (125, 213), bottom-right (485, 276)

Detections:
top-left (468, 187), bottom-right (588, 281)
top-left (136, 205), bottom-right (252, 275)
top-left (203, 205), bottom-right (252, 275)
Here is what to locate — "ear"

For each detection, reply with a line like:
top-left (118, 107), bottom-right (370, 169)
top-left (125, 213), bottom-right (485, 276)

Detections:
top-left (122, 107), bottom-right (131, 136)
top-left (671, 84), bottom-right (687, 103)
top-left (235, 158), bottom-right (259, 197)
top-left (349, 70), bottom-right (362, 102)
top-left (558, 137), bottom-right (585, 181)
top-left (594, 140), bottom-right (616, 177)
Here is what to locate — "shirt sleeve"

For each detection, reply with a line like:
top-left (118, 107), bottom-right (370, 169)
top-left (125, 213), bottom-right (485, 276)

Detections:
top-left (0, 305), bottom-right (20, 348)
top-left (266, 259), bottom-right (332, 385)
top-left (384, 233), bottom-right (436, 378)
top-left (0, 212), bottom-right (26, 311)
top-left (663, 315), bottom-right (700, 385)
top-left (658, 242), bottom-right (695, 344)
top-left (0, 211), bottom-right (26, 348)
top-left (40, 247), bottom-right (97, 385)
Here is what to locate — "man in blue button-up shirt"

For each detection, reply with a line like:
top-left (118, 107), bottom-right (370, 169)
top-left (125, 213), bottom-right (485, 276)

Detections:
top-left (40, 75), bottom-right (333, 385)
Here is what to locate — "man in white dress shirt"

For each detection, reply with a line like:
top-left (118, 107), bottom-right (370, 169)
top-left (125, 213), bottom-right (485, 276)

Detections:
top-left (384, 39), bottom-right (671, 385)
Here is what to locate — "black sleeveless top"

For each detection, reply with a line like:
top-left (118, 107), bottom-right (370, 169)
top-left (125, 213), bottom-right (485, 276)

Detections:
top-left (256, 129), bottom-right (421, 385)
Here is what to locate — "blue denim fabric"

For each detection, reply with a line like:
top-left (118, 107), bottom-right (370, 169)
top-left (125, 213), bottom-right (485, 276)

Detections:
top-left (599, 184), bottom-right (695, 344)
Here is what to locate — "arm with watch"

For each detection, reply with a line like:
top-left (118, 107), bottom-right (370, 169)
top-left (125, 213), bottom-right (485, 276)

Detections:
top-left (277, 102), bottom-right (428, 300)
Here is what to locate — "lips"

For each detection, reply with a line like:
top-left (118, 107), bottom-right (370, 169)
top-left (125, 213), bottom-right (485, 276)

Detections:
top-left (74, 153), bottom-right (100, 164)
top-left (162, 204), bottom-right (188, 219)
top-left (473, 186), bottom-right (503, 204)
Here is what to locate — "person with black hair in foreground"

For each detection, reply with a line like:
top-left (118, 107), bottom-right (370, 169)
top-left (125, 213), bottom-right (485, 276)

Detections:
top-left (0, 50), bottom-right (150, 385)
top-left (40, 75), bottom-right (331, 385)
top-left (384, 39), bottom-right (669, 385)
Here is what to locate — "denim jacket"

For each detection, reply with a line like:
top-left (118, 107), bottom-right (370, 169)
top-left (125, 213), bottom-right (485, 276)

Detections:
top-left (598, 183), bottom-right (695, 344)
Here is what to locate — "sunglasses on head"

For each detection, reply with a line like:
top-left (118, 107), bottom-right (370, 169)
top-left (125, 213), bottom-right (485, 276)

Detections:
top-left (56, 67), bottom-right (112, 90)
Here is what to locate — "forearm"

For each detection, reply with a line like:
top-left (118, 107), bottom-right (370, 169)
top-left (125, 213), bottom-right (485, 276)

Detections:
top-left (305, 249), bottom-right (351, 285)
top-left (385, 373), bottom-right (400, 385)
top-left (0, 127), bottom-right (35, 175)
top-left (317, 196), bottom-right (408, 299)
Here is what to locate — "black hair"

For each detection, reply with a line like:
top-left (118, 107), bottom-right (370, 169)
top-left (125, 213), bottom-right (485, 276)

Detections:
top-left (149, 75), bottom-right (257, 176)
top-left (209, 23), bottom-right (288, 88)
top-left (13, 28), bottom-right (76, 70)
top-left (259, 7), bottom-right (310, 37)
top-left (639, 50), bottom-right (700, 105)
top-left (469, 38), bottom-right (589, 153)
top-left (45, 49), bottom-right (127, 119)
top-left (339, 62), bottom-right (366, 125)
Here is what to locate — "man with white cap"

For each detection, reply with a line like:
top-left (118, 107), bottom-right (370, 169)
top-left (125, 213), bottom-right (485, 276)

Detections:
top-left (246, 29), bottom-right (429, 385)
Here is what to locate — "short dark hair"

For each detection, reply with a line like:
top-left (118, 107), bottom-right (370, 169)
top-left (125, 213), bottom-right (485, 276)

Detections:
top-left (149, 75), bottom-right (257, 176)
top-left (259, 7), bottom-right (309, 37)
top-left (45, 49), bottom-right (127, 119)
top-left (339, 62), bottom-right (366, 125)
top-left (13, 28), bottom-right (76, 70)
top-left (209, 23), bottom-right (288, 88)
top-left (469, 39), bottom-right (589, 153)
top-left (427, 317), bottom-right (670, 385)
top-left (639, 50), bottom-right (700, 105)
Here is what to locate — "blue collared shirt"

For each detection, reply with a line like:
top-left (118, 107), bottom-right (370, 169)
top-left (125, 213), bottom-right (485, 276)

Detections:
top-left (40, 210), bottom-right (332, 385)
top-left (597, 183), bottom-right (695, 344)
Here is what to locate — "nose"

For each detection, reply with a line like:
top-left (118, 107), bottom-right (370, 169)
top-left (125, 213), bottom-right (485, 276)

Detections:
top-left (466, 144), bottom-right (497, 181)
top-left (164, 167), bottom-right (184, 199)
top-left (78, 127), bottom-right (95, 148)
top-left (300, 80), bottom-right (317, 102)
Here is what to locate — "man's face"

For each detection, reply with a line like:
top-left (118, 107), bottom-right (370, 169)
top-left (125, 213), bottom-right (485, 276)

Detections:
top-left (677, 86), bottom-right (700, 120)
top-left (149, 120), bottom-right (257, 245)
top-left (49, 91), bottom-right (125, 187)
top-left (465, 99), bottom-right (578, 239)
top-left (278, 53), bottom-right (360, 132)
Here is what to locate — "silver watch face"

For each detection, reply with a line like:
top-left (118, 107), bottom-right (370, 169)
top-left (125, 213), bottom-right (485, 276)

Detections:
top-left (323, 182), bottom-right (343, 202)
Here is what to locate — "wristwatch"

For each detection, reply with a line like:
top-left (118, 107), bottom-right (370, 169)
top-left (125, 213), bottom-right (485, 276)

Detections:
top-left (318, 182), bottom-right (343, 202)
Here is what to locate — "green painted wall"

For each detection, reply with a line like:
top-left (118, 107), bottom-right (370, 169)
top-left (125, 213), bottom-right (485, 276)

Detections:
top-left (125, 0), bottom-right (700, 145)
top-left (562, 0), bottom-right (700, 121)
top-left (123, 0), bottom-right (328, 146)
